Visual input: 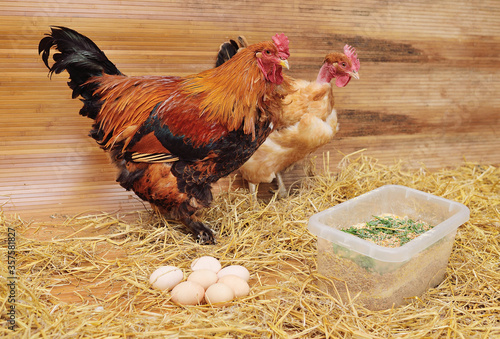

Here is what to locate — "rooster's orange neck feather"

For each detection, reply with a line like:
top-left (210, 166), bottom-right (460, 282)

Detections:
top-left (181, 46), bottom-right (277, 136)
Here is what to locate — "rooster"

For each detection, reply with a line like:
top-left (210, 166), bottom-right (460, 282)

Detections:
top-left (216, 39), bottom-right (360, 199)
top-left (39, 27), bottom-right (291, 244)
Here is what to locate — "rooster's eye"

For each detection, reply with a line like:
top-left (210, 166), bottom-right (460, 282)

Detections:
top-left (341, 62), bottom-right (347, 68)
top-left (265, 50), bottom-right (271, 55)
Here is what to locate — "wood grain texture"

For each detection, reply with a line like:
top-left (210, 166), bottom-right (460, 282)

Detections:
top-left (0, 0), bottom-right (499, 218)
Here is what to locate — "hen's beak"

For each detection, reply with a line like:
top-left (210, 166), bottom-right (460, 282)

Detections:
top-left (348, 70), bottom-right (360, 80)
top-left (279, 59), bottom-right (290, 70)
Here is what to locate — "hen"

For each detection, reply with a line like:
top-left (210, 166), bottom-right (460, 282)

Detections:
top-left (39, 27), bottom-right (291, 243)
top-left (216, 39), bottom-right (360, 199)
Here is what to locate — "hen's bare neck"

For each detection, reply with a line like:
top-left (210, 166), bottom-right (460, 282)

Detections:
top-left (316, 63), bottom-right (334, 85)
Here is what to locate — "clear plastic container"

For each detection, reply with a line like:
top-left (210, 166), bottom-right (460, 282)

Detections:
top-left (308, 185), bottom-right (470, 310)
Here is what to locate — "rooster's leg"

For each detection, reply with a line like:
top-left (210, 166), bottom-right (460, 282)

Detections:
top-left (275, 172), bottom-right (288, 199)
top-left (122, 162), bottom-right (216, 244)
top-left (180, 215), bottom-right (215, 245)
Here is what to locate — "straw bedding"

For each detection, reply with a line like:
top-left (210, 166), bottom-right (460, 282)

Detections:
top-left (1, 153), bottom-right (499, 338)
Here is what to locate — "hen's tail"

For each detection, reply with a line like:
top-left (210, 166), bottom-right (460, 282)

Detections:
top-left (215, 36), bottom-right (248, 67)
top-left (38, 26), bottom-right (123, 119)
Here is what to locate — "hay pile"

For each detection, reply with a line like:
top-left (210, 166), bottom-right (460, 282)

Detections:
top-left (1, 153), bottom-right (499, 338)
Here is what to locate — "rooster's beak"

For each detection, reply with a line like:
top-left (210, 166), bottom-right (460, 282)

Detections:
top-left (348, 70), bottom-right (360, 80)
top-left (279, 59), bottom-right (290, 70)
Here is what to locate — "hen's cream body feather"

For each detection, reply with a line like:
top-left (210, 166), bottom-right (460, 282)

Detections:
top-left (239, 78), bottom-right (339, 186)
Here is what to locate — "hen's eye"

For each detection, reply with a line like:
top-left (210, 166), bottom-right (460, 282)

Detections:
top-left (341, 62), bottom-right (347, 67)
top-left (265, 50), bottom-right (271, 55)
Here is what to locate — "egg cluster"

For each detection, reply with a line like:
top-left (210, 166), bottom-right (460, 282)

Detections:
top-left (149, 256), bottom-right (250, 306)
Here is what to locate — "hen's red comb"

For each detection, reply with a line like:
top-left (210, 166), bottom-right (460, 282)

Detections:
top-left (272, 33), bottom-right (290, 59)
top-left (344, 45), bottom-right (360, 71)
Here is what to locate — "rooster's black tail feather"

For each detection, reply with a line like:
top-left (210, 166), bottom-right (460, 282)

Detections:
top-left (38, 26), bottom-right (123, 119)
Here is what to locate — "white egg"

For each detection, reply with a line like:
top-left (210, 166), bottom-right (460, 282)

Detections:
top-left (170, 281), bottom-right (205, 305)
top-left (190, 256), bottom-right (222, 273)
top-left (149, 266), bottom-right (183, 291)
top-left (205, 283), bottom-right (235, 307)
top-left (218, 275), bottom-right (250, 298)
top-left (217, 265), bottom-right (250, 282)
top-left (187, 269), bottom-right (218, 290)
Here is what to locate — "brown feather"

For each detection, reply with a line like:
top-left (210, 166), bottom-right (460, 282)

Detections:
top-left (91, 75), bottom-right (180, 149)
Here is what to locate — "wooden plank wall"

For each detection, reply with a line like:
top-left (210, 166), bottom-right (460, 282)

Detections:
top-left (1, 0), bottom-right (499, 218)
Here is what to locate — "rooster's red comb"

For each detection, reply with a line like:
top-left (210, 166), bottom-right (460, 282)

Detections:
top-left (272, 33), bottom-right (290, 59)
top-left (344, 45), bottom-right (360, 71)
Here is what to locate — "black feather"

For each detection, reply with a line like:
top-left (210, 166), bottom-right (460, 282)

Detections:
top-left (117, 166), bottom-right (146, 191)
top-left (39, 26), bottom-right (121, 77)
top-left (38, 26), bottom-right (124, 119)
top-left (215, 40), bottom-right (239, 67)
top-left (214, 36), bottom-right (249, 67)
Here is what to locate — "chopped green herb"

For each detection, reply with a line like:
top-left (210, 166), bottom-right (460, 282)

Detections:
top-left (342, 214), bottom-right (434, 247)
